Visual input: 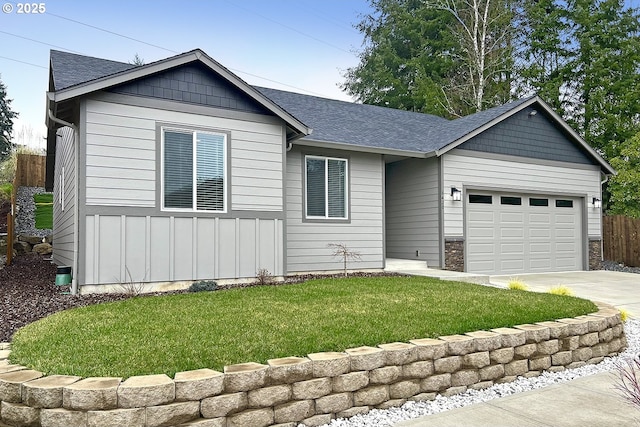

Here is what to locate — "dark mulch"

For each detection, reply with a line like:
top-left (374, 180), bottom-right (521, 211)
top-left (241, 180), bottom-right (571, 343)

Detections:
top-left (0, 200), bottom-right (9, 233)
top-left (0, 253), bottom-right (405, 343)
top-left (0, 253), bottom-right (132, 342)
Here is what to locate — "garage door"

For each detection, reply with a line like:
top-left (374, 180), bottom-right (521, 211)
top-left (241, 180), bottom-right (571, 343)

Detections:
top-left (466, 192), bottom-right (583, 275)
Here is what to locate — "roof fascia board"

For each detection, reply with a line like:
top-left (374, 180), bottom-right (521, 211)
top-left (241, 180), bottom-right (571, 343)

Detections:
top-left (295, 138), bottom-right (432, 158)
top-left (435, 97), bottom-right (538, 157)
top-left (51, 50), bottom-right (311, 136)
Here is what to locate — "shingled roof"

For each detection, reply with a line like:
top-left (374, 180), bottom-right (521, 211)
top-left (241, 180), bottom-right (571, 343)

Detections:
top-left (50, 50), bottom-right (137, 91)
top-left (46, 49), bottom-right (607, 168)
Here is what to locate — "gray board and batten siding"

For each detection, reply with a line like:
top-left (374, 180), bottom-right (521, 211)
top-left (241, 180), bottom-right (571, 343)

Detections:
top-left (52, 126), bottom-right (76, 269)
top-left (77, 93), bottom-right (288, 286)
top-left (385, 157), bottom-right (440, 267)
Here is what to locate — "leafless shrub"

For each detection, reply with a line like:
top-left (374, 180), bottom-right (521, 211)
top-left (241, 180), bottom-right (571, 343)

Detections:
top-left (327, 242), bottom-right (361, 277)
top-left (117, 267), bottom-right (147, 296)
top-left (256, 268), bottom-right (274, 285)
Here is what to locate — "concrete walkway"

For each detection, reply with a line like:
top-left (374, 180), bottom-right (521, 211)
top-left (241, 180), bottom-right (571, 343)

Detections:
top-left (387, 266), bottom-right (640, 427)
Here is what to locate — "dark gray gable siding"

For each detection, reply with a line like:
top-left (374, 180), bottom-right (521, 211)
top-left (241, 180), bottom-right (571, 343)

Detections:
top-left (109, 63), bottom-right (272, 115)
top-left (458, 106), bottom-right (597, 165)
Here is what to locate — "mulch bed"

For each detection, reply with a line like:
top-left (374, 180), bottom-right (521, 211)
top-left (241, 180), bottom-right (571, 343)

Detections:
top-left (0, 200), bottom-right (9, 234)
top-left (0, 253), bottom-right (131, 342)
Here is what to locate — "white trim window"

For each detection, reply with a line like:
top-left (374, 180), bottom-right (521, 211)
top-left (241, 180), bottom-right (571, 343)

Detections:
top-left (305, 155), bottom-right (348, 219)
top-left (162, 127), bottom-right (227, 212)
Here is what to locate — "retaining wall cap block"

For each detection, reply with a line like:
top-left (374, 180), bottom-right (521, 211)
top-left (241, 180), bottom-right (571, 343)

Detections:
top-left (408, 338), bottom-right (447, 360)
top-left (464, 331), bottom-right (502, 351)
top-left (227, 408), bottom-right (275, 427)
top-left (439, 335), bottom-right (474, 355)
top-left (223, 363), bottom-right (268, 392)
top-left (117, 374), bottom-right (174, 408)
top-left (267, 357), bottom-right (312, 384)
top-left (346, 346), bottom-right (385, 371)
top-left (535, 321), bottom-right (569, 338)
top-left (0, 365), bottom-right (26, 374)
top-left (0, 370), bottom-right (44, 403)
top-left (513, 324), bottom-right (551, 343)
top-left (86, 407), bottom-right (145, 427)
top-left (174, 368), bottom-right (223, 401)
top-left (557, 318), bottom-right (589, 335)
top-left (377, 342), bottom-right (418, 365)
top-left (490, 327), bottom-right (527, 347)
top-left (145, 401), bottom-right (200, 427)
top-left (307, 352), bottom-right (349, 378)
top-left (21, 375), bottom-right (82, 409)
top-left (0, 401), bottom-right (40, 427)
top-left (40, 407), bottom-right (88, 427)
top-left (62, 377), bottom-right (122, 411)
top-left (581, 315), bottom-right (609, 332)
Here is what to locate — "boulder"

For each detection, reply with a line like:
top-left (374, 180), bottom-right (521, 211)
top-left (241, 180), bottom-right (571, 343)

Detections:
top-left (32, 243), bottom-right (52, 255)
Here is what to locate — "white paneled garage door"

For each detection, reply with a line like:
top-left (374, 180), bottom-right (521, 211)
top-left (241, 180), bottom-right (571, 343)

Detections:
top-left (466, 192), bottom-right (583, 275)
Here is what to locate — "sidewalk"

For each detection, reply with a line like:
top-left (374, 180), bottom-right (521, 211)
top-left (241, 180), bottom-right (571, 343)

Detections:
top-left (396, 371), bottom-right (639, 427)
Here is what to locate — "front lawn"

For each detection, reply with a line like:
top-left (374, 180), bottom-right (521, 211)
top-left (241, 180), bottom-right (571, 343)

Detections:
top-left (9, 276), bottom-right (597, 378)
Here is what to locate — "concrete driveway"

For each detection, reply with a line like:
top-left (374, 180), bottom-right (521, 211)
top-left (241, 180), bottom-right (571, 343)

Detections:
top-left (490, 270), bottom-right (640, 316)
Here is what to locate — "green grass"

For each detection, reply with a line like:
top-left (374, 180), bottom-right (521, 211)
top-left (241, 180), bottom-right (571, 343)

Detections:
top-left (10, 276), bottom-right (597, 378)
top-left (33, 193), bottom-right (53, 229)
top-left (0, 182), bottom-right (11, 202)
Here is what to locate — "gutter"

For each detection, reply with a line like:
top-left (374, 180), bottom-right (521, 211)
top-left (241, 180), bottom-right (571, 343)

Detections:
top-left (47, 109), bottom-right (80, 295)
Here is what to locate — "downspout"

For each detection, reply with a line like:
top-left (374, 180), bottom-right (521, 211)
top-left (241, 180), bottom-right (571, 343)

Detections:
top-left (47, 109), bottom-right (79, 295)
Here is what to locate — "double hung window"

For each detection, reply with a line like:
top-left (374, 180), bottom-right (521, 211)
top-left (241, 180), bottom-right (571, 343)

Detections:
top-left (162, 128), bottom-right (226, 212)
top-left (305, 155), bottom-right (348, 219)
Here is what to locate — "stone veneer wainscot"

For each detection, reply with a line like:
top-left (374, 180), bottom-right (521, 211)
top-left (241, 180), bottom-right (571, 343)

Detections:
top-left (0, 303), bottom-right (626, 427)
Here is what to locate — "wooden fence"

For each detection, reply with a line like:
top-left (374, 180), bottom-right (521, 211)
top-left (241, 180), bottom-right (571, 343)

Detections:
top-left (15, 154), bottom-right (46, 187)
top-left (603, 215), bottom-right (640, 267)
top-left (5, 153), bottom-right (47, 266)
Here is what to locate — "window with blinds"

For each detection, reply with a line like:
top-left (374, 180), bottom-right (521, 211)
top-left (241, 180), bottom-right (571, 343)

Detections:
top-left (163, 128), bottom-right (226, 212)
top-left (305, 155), bottom-right (348, 219)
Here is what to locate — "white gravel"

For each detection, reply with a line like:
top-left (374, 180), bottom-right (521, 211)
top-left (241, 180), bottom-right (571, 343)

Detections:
top-left (15, 186), bottom-right (52, 238)
top-left (307, 319), bottom-right (640, 427)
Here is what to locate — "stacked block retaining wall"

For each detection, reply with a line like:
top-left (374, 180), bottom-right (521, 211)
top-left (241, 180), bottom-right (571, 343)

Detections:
top-left (0, 303), bottom-right (626, 427)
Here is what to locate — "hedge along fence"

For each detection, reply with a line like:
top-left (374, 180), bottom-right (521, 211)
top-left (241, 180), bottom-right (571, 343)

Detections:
top-left (0, 303), bottom-right (626, 427)
top-left (603, 215), bottom-right (640, 268)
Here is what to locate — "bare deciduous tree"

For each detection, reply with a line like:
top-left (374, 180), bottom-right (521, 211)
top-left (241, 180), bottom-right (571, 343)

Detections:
top-left (328, 243), bottom-right (362, 277)
top-left (425, 0), bottom-right (514, 115)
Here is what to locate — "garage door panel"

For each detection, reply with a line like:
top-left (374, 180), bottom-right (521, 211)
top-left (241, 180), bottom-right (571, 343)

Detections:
top-left (466, 193), bottom-right (583, 274)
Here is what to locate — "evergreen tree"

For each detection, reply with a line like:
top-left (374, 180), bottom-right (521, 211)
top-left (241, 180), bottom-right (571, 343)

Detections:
top-left (0, 76), bottom-right (18, 161)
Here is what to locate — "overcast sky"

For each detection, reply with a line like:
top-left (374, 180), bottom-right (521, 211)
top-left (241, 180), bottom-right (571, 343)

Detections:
top-left (0, 0), bottom-right (372, 150)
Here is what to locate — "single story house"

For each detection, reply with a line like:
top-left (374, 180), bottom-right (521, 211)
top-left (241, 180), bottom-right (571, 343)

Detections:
top-left (45, 49), bottom-right (614, 293)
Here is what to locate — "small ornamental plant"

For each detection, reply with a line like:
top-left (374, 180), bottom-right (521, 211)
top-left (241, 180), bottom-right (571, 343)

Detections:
top-left (548, 285), bottom-right (574, 296)
top-left (619, 308), bottom-right (631, 323)
top-left (507, 278), bottom-right (528, 291)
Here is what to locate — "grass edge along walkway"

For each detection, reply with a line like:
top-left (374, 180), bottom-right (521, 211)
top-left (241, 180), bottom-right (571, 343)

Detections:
top-left (9, 276), bottom-right (597, 378)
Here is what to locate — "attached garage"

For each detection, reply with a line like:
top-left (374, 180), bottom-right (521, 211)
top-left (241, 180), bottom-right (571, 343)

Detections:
top-left (465, 192), bottom-right (584, 275)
